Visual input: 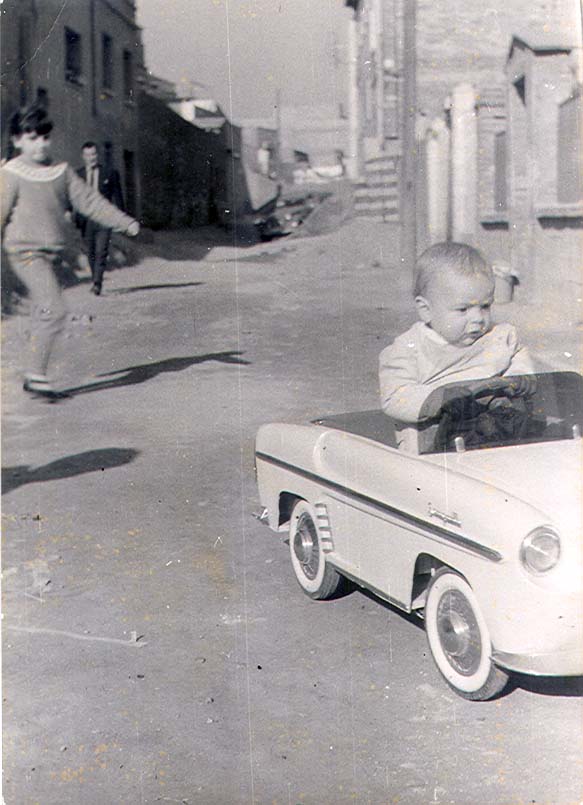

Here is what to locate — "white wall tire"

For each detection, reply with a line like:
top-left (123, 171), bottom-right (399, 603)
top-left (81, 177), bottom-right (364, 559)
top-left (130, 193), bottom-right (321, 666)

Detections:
top-left (289, 500), bottom-right (343, 600)
top-left (425, 569), bottom-right (509, 701)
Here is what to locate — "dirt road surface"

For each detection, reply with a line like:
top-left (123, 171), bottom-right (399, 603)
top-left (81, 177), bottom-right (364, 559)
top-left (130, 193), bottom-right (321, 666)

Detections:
top-left (3, 220), bottom-right (582, 804)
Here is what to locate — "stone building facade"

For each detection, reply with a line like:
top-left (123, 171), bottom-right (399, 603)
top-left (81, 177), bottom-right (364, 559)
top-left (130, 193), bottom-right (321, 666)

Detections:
top-left (347, 0), bottom-right (582, 302)
top-left (1, 0), bottom-right (144, 215)
top-left (416, 30), bottom-right (582, 303)
top-left (347, 0), bottom-right (580, 165)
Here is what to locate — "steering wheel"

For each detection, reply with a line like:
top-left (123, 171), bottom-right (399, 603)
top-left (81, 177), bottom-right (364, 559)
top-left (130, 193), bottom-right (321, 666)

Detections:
top-left (434, 377), bottom-right (536, 451)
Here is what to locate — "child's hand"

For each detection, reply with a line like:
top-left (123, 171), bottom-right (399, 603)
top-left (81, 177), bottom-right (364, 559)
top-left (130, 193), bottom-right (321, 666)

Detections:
top-left (420, 385), bottom-right (472, 420)
top-left (440, 385), bottom-right (475, 420)
top-left (126, 221), bottom-right (140, 237)
top-left (503, 375), bottom-right (537, 398)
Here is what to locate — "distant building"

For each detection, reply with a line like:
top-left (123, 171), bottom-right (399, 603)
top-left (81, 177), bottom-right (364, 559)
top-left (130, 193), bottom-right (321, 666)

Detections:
top-left (166, 79), bottom-right (227, 132)
top-left (139, 83), bottom-right (278, 231)
top-left (1, 0), bottom-right (145, 216)
top-left (279, 105), bottom-right (349, 179)
top-left (142, 72), bottom-right (177, 104)
top-left (234, 119), bottom-right (278, 178)
top-left (169, 97), bottom-right (226, 133)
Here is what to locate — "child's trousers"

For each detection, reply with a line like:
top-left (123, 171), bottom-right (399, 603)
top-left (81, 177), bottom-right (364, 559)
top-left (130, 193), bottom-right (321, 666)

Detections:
top-left (6, 249), bottom-right (67, 378)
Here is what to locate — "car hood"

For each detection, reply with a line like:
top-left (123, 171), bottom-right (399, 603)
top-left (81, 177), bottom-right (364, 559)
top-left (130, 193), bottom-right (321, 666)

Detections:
top-left (448, 439), bottom-right (582, 530)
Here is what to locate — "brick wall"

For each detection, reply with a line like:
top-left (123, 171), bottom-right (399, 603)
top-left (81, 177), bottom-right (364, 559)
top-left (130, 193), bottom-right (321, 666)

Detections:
top-left (416, 0), bottom-right (579, 118)
top-left (1, 0), bottom-right (143, 214)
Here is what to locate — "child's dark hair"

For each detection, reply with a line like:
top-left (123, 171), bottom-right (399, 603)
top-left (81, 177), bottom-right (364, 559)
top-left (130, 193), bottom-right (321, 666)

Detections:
top-left (414, 242), bottom-right (493, 297)
top-left (9, 103), bottom-right (53, 138)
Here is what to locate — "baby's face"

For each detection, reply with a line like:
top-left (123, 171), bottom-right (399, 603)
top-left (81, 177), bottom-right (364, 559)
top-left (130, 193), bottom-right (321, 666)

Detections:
top-left (420, 272), bottom-right (494, 347)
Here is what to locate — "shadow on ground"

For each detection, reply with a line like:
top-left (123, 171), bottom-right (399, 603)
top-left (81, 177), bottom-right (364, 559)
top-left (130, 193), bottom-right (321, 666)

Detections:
top-left (512, 674), bottom-right (583, 698)
top-left (1, 223), bottom-right (256, 315)
top-left (2, 448), bottom-right (139, 495)
top-left (108, 281), bottom-right (204, 295)
top-left (63, 351), bottom-right (251, 396)
top-left (130, 224), bottom-right (261, 264)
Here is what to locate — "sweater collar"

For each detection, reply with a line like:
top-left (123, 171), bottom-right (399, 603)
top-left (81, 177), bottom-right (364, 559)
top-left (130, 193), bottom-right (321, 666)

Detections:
top-left (3, 157), bottom-right (67, 182)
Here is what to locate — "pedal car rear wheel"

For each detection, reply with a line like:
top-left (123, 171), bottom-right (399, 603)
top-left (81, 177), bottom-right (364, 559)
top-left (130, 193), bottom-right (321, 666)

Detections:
top-left (425, 569), bottom-right (509, 700)
top-left (289, 500), bottom-right (343, 600)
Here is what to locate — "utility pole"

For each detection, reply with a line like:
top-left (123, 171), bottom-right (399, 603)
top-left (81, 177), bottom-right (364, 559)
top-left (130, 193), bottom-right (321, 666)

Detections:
top-left (399, 0), bottom-right (417, 274)
top-left (275, 88), bottom-right (282, 180)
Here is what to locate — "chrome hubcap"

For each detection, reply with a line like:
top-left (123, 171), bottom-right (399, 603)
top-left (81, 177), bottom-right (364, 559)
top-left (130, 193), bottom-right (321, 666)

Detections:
top-left (293, 514), bottom-right (319, 580)
top-left (436, 589), bottom-right (481, 675)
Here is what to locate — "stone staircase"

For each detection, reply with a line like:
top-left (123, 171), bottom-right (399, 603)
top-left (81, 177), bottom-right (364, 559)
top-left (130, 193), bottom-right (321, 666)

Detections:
top-left (353, 154), bottom-right (400, 221)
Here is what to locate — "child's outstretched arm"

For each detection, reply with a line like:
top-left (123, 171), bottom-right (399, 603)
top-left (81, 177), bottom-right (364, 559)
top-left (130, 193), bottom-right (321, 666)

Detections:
top-left (66, 167), bottom-right (138, 235)
top-left (379, 340), bottom-right (433, 423)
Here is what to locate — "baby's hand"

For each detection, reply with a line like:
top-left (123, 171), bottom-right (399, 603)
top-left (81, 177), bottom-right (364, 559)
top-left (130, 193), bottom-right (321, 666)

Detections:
top-left (502, 375), bottom-right (537, 398)
top-left (440, 385), bottom-right (475, 419)
top-left (126, 221), bottom-right (140, 237)
top-left (420, 385), bottom-right (472, 420)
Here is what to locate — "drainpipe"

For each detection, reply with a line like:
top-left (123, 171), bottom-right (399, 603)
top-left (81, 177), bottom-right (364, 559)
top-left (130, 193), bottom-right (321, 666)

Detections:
top-left (90, 0), bottom-right (97, 117)
top-left (346, 5), bottom-right (361, 180)
top-left (399, 0), bottom-right (417, 274)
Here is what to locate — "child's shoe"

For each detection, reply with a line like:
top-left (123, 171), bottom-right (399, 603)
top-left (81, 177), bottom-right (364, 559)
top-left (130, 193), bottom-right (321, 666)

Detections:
top-left (23, 375), bottom-right (71, 400)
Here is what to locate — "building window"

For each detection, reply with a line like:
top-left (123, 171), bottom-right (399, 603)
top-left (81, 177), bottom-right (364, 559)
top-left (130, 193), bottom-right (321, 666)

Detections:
top-left (123, 149), bottom-right (136, 215)
top-left (102, 33), bottom-right (113, 90)
top-left (65, 27), bottom-right (82, 84)
top-left (558, 92), bottom-right (582, 204)
top-left (123, 49), bottom-right (134, 101)
top-left (494, 131), bottom-right (507, 211)
top-left (514, 76), bottom-right (526, 106)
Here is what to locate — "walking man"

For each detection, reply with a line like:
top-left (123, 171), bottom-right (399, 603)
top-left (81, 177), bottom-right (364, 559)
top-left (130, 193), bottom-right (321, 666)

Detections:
top-left (77, 142), bottom-right (125, 295)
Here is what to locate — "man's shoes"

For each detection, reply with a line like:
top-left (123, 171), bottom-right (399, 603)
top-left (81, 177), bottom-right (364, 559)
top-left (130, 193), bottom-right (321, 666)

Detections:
top-left (90, 284), bottom-right (102, 296)
top-left (23, 377), bottom-right (71, 401)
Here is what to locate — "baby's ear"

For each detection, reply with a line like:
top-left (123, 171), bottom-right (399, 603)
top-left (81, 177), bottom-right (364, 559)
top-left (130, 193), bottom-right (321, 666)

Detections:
top-left (415, 295), bottom-right (431, 323)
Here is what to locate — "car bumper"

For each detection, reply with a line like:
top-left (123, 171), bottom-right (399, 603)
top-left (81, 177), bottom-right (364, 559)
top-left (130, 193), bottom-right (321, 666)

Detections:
top-left (493, 645), bottom-right (583, 676)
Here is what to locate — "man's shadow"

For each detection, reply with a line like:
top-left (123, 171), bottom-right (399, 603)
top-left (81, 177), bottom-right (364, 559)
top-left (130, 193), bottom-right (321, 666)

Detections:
top-left (2, 448), bottom-right (139, 495)
top-left (108, 281), bottom-right (204, 295)
top-left (63, 351), bottom-right (251, 396)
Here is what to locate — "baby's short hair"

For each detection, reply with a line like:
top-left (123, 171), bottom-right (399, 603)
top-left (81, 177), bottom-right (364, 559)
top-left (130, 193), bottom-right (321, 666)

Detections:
top-left (414, 242), bottom-right (493, 297)
top-left (9, 103), bottom-right (53, 137)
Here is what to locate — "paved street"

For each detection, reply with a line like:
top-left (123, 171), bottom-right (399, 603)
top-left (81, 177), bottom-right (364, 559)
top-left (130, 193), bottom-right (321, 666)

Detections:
top-left (2, 220), bottom-right (582, 804)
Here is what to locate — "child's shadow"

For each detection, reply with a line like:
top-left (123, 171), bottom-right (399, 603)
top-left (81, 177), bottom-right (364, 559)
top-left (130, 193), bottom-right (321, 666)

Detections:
top-left (2, 447), bottom-right (139, 495)
top-left (64, 351), bottom-right (251, 396)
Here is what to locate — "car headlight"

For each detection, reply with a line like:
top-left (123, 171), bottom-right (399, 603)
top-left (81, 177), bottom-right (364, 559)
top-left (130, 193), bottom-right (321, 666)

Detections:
top-left (520, 526), bottom-right (561, 574)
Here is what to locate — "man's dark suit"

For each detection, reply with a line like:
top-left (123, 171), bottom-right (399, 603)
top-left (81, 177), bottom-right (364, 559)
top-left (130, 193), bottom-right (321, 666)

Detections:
top-left (76, 164), bottom-right (125, 293)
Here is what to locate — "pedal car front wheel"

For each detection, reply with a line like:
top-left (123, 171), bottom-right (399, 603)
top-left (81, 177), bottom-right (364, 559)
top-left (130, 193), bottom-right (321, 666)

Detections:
top-left (289, 500), bottom-right (344, 600)
top-left (425, 569), bottom-right (509, 700)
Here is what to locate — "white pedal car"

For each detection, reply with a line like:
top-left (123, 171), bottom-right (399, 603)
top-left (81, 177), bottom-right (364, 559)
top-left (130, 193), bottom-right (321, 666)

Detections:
top-left (255, 372), bottom-right (583, 700)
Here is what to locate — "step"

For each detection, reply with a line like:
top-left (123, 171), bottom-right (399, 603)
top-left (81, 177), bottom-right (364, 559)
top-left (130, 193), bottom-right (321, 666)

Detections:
top-left (354, 201), bottom-right (400, 216)
top-left (353, 182), bottom-right (399, 201)
top-left (365, 153), bottom-right (400, 165)
top-left (354, 198), bottom-right (399, 211)
top-left (364, 158), bottom-right (398, 174)
top-left (363, 169), bottom-right (398, 182)
top-left (356, 175), bottom-right (399, 190)
top-left (354, 199), bottom-right (399, 212)
top-left (354, 207), bottom-right (399, 221)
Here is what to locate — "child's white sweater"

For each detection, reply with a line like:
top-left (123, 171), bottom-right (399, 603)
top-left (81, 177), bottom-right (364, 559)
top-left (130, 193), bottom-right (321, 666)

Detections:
top-left (1, 157), bottom-right (136, 253)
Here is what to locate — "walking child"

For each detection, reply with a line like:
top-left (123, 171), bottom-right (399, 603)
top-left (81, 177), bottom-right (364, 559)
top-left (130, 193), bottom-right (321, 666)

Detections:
top-left (1, 104), bottom-right (140, 399)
